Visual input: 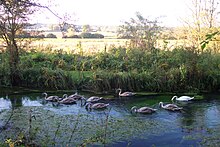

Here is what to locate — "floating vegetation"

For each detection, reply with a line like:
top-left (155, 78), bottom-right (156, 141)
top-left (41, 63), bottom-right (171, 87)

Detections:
top-left (1, 92), bottom-right (220, 146)
top-left (0, 106), bottom-right (173, 146)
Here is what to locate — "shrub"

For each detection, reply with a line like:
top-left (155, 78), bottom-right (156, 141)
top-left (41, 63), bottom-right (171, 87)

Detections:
top-left (46, 33), bottom-right (57, 38)
top-left (80, 33), bottom-right (104, 38)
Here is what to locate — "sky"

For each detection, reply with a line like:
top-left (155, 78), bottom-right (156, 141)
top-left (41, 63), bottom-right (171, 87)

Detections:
top-left (34, 0), bottom-right (189, 27)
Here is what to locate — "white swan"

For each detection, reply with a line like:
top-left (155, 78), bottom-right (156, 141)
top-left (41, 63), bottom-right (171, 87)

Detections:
top-left (159, 102), bottom-right (183, 111)
top-left (131, 106), bottom-right (157, 114)
top-left (117, 88), bottom-right (136, 97)
top-left (171, 96), bottom-right (194, 101)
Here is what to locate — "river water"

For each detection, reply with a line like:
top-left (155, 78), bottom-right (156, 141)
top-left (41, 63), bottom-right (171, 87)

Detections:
top-left (0, 91), bottom-right (220, 146)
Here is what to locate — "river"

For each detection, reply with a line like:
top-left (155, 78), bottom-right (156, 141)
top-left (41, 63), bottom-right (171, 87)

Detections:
top-left (0, 91), bottom-right (220, 146)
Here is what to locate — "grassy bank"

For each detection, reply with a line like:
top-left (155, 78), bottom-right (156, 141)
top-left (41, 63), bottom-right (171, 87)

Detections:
top-left (1, 44), bottom-right (220, 93)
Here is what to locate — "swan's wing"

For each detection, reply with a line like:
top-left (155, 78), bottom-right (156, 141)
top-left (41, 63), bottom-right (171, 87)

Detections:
top-left (121, 92), bottom-right (135, 96)
top-left (60, 98), bottom-right (76, 104)
top-left (138, 107), bottom-right (156, 113)
top-left (166, 104), bottom-right (180, 108)
top-left (46, 96), bottom-right (59, 101)
top-left (91, 103), bottom-right (109, 108)
top-left (178, 96), bottom-right (193, 101)
top-left (138, 107), bottom-right (152, 111)
top-left (87, 96), bottom-right (100, 101)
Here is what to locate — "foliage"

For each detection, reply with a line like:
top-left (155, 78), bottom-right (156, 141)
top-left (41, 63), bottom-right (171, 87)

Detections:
top-left (16, 30), bottom-right (45, 38)
top-left (0, 52), bottom-right (10, 86)
top-left (180, 0), bottom-right (220, 52)
top-left (117, 12), bottom-right (161, 51)
top-left (46, 33), bottom-right (57, 38)
top-left (80, 33), bottom-right (104, 39)
top-left (82, 24), bottom-right (92, 33)
top-left (200, 31), bottom-right (219, 50)
top-left (0, 0), bottom-right (38, 86)
top-left (1, 44), bottom-right (220, 93)
top-left (63, 35), bottom-right (80, 38)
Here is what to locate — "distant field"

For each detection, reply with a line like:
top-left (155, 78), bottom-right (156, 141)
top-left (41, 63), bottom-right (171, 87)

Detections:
top-left (32, 38), bottom-right (129, 54)
top-left (2, 38), bottom-right (219, 54)
top-left (31, 38), bottom-right (193, 54)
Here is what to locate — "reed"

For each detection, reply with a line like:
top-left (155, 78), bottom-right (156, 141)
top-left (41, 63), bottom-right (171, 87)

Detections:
top-left (1, 44), bottom-right (220, 93)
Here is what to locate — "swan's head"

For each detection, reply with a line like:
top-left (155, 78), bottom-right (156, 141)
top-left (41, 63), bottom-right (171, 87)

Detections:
top-left (159, 102), bottom-right (163, 107)
top-left (130, 106), bottom-right (137, 113)
top-left (42, 92), bottom-right (47, 97)
top-left (116, 88), bottom-right (122, 91)
top-left (62, 94), bottom-right (68, 98)
top-left (171, 96), bottom-right (177, 101)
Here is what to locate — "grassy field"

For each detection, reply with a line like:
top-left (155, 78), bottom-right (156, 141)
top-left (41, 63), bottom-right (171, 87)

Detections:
top-left (31, 38), bottom-right (195, 55)
top-left (32, 38), bottom-right (129, 54)
top-left (1, 38), bottom-right (220, 54)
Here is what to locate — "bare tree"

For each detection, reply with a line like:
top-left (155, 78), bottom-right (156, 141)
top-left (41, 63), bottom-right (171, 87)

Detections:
top-left (181, 0), bottom-right (219, 52)
top-left (203, 0), bottom-right (219, 28)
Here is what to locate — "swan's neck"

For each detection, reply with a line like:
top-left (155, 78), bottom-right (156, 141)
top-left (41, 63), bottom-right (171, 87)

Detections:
top-left (44, 93), bottom-right (47, 99)
top-left (172, 96), bottom-right (177, 101)
top-left (80, 98), bottom-right (86, 106)
top-left (118, 89), bottom-right (122, 95)
top-left (131, 107), bottom-right (137, 113)
top-left (63, 94), bottom-right (67, 98)
top-left (160, 103), bottom-right (164, 108)
top-left (86, 103), bottom-right (92, 109)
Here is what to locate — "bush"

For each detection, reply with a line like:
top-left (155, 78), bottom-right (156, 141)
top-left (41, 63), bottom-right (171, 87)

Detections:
top-left (65, 35), bottom-right (80, 38)
top-left (80, 33), bottom-right (104, 38)
top-left (46, 33), bottom-right (57, 38)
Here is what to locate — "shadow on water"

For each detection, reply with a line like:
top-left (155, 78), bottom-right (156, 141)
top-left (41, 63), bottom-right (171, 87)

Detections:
top-left (1, 91), bottom-right (220, 146)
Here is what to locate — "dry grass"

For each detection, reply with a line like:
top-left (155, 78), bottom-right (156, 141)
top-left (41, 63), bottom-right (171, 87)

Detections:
top-left (2, 38), bottom-right (219, 54)
top-left (31, 38), bottom-right (129, 54)
top-left (31, 38), bottom-right (191, 54)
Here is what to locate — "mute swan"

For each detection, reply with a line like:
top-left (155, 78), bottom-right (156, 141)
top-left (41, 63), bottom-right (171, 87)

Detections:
top-left (159, 102), bottom-right (182, 111)
top-left (117, 88), bottom-right (136, 97)
top-left (80, 96), bottom-right (103, 107)
top-left (86, 96), bottom-right (103, 103)
top-left (131, 106), bottom-right (157, 114)
top-left (68, 92), bottom-right (84, 101)
top-left (42, 92), bottom-right (59, 102)
top-left (171, 96), bottom-right (194, 101)
top-left (85, 102), bottom-right (109, 110)
top-left (58, 94), bottom-right (77, 104)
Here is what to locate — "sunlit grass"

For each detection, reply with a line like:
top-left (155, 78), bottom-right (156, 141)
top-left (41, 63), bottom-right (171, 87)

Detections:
top-left (31, 38), bottom-right (129, 55)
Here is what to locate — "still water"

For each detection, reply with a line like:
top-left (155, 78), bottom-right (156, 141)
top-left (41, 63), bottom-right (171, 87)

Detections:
top-left (0, 91), bottom-right (220, 146)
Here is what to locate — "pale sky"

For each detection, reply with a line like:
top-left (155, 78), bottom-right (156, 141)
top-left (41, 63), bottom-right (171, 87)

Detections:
top-left (34, 0), bottom-right (188, 27)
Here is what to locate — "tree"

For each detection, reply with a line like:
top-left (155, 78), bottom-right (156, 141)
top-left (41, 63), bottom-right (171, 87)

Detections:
top-left (67, 27), bottom-right (76, 37)
top-left (0, 0), bottom-right (38, 86)
top-left (46, 33), bottom-right (57, 38)
top-left (0, 0), bottom-right (64, 86)
top-left (82, 24), bottom-right (91, 33)
top-left (117, 12), bottom-right (162, 52)
top-left (182, 0), bottom-right (219, 52)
